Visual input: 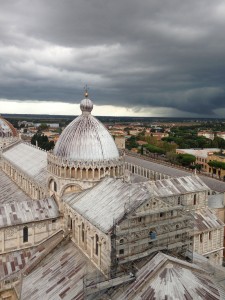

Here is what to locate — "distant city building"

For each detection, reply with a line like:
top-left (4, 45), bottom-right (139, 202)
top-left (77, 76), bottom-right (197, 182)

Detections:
top-left (207, 153), bottom-right (225, 179)
top-left (18, 120), bottom-right (34, 127)
top-left (150, 132), bottom-right (169, 141)
top-left (176, 148), bottom-right (221, 172)
top-left (34, 123), bottom-right (59, 128)
top-left (198, 131), bottom-right (214, 140)
top-left (115, 136), bottom-right (125, 149)
top-left (216, 132), bottom-right (225, 140)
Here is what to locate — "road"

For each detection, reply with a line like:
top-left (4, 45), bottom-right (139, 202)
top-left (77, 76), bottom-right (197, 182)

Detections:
top-left (125, 155), bottom-right (225, 193)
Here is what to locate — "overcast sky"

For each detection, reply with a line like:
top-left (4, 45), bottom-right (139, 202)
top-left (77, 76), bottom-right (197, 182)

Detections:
top-left (0, 0), bottom-right (225, 117)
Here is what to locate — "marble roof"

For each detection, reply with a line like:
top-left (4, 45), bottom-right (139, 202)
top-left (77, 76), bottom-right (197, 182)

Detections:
top-left (2, 142), bottom-right (47, 187)
top-left (0, 197), bottom-right (59, 228)
top-left (146, 175), bottom-right (209, 197)
top-left (64, 177), bottom-right (150, 233)
top-left (192, 208), bottom-right (224, 232)
top-left (21, 240), bottom-right (100, 300)
top-left (64, 175), bottom-right (209, 233)
top-left (0, 169), bottom-right (31, 204)
top-left (117, 252), bottom-right (225, 300)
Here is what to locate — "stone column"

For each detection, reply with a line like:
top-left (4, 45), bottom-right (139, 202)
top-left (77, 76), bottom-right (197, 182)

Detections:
top-left (32, 225), bottom-right (35, 245)
top-left (1, 231), bottom-right (5, 252)
top-left (84, 230), bottom-right (87, 250)
top-left (91, 236), bottom-right (94, 259)
top-left (78, 224), bottom-right (81, 246)
top-left (17, 228), bottom-right (20, 249)
top-left (98, 242), bottom-right (102, 267)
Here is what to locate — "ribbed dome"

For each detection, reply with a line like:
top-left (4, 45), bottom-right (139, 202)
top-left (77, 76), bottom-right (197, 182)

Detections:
top-left (53, 97), bottom-right (119, 161)
top-left (0, 116), bottom-right (17, 138)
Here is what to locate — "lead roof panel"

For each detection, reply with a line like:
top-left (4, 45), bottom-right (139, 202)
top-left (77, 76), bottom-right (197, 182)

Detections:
top-left (2, 142), bottom-right (47, 187)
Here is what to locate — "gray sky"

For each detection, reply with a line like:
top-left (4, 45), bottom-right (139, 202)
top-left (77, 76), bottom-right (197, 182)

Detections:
top-left (0, 0), bottom-right (225, 116)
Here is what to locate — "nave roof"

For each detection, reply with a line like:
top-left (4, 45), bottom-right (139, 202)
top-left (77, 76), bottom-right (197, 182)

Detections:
top-left (2, 141), bottom-right (47, 187)
top-left (0, 197), bottom-right (59, 228)
top-left (21, 240), bottom-right (100, 300)
top-left (0, 169), bottom-right (31, 204)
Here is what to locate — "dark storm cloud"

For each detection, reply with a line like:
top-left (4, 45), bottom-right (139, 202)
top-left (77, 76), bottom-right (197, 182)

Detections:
top-left (0, 0), bottom-right (225, 116)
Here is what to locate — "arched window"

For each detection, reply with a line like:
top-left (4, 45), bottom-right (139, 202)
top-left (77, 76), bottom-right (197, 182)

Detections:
top-left (178, 197), bottom-right (181, 205)
top-left (209, 231), bottom-right (212, 240)
top-left (95, 234), bottom-right (99, 256)
top-left (23, 226), bottom-right (28, 243)
top-left (119, 239), bottom-right (124, 245)
top-left (54, 181), bottom-right (57, 192)
top-left (82, 223), bottom-right (85, 242)
top-left (68, 215), bottom-right (72, 230)
top-left (194, 194), bottom-right (197, 205)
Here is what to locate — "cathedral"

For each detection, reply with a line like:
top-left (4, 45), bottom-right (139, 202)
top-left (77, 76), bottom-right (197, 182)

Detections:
top-left (0, 94), bottom-right (225, 299)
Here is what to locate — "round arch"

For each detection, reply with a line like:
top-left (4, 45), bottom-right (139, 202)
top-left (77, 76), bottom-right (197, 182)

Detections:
top-left (60, 183), bottom-right (82, 197)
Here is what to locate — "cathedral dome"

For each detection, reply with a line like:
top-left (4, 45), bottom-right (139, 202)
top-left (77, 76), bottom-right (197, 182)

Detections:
top-left (53, 94), bottom-right (119, 161)
top-left (0, 115), bottom-right (17, 138)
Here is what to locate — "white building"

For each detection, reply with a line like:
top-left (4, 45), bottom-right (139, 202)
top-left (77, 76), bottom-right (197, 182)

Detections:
top-left (0, 94), bottom-right (224, 300)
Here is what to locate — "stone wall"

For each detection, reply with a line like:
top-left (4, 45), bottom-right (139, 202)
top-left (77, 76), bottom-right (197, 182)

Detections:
top-left (2, 160), bottom-right (46, 200)
top-left (193, 228), bottom-right (224, 265)
top-left (0, 218), bottom-right (61, 254)
top-left (125, 162), bottom-right (170, 180)
top-left (64, 203), bottom-right (111, 276)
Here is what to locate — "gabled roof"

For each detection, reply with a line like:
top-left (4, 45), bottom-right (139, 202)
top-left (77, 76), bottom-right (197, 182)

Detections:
top-left (0, 197), bottom-right (59, 228)
top-left (192, 208), bottom-right (224, 232)
top-left (118, 252), bottom-right (225, 300)
top-left (2, 142), bottom-right (47, 187)
top-left (146, 175), bottom-right (209, 197)
top-left (0, 248), bottom-right (34, 280)
top-left (0, 169), bottom-right (31, 204)
top-left (64, 175), bottom-right (210, 233)
top-left (64, 177), bottom-right (150, 233)
top-left (21, 241), bottom-right (100, 300)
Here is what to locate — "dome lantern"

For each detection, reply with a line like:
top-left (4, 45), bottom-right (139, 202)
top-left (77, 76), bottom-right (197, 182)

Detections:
top-left (80, 88), bottom-right (93, 114)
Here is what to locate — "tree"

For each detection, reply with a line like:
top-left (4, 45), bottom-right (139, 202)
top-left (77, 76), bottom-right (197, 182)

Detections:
top-left (126, 136), bottom-right (139, 150)
top-left (176, 154), bottom-right (196, 167)
top-left (31, 133), bottom-right (54, 151)
top-left (144, 144), bottom-right (165, 155)
top-left (166, 151), bottom-right (178, 164)
top-left (38, 123), bottom-right (49, 132)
